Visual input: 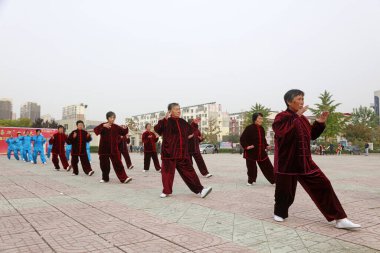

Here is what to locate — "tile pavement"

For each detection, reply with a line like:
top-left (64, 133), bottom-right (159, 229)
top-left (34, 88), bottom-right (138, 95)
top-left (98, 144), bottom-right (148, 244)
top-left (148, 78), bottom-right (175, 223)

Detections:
top-left (0, 153), bottom-right (379, 252)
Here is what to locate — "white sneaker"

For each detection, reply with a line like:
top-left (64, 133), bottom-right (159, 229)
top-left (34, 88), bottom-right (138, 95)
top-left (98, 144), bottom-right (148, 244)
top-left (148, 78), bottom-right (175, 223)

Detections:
top-left (99, 179), bottom-right (106, 183)
top-left (205, 173), bottom-right (213, 178)
top-left (71, 173), bottom-right (77, 176)
top-left (246, 182), bottom-right (254, 186)
top-left (200, 187), bottom-right (212, 198)
top-left (274, 215), bottom-right (285, 222)
top-left (128, 165), bottom-right (134, 170)
top-left (67, 165), bottom-right (72, 171)
top-left (335, 218), bottom-right (361, 229)
top-left (160, 193), bottom-right (167, 198)
top-left (88, 171), bottom-right (94, 176)
top-left (142, 170), bottom-right (147, 173)
top-left (123, 178), bottom-right (132, 184)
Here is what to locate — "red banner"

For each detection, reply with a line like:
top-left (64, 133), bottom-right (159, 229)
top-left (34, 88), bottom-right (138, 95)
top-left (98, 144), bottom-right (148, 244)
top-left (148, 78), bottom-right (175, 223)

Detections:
top-left (0, 127), bottom-right (58, 155)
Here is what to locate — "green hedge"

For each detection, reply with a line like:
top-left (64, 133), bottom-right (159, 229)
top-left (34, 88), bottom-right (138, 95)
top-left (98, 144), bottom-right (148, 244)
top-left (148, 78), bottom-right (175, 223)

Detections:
top-left (90, 146), bottom-right (99, 153)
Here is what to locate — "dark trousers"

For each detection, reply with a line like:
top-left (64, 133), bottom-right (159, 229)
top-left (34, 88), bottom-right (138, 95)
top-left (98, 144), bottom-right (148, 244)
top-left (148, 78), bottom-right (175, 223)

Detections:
top-left (144, 152), bottom-right (161, 171)
top-left (190, 152), bottom-right (209, 176)
top-left (246, 158), bottom-right (275, 184)
top-left (161, 159), bottom-right (204, 195)
top-left (52, 153), bottom-right (69, 170)
top-left (121, 151), bottom-right (132, 168)
top-left (71, 155), bottom-right (92, 175)
top-left (99, 153), bottom-right (128, 182)
top-left (274, 169), bottom-right (347, 221)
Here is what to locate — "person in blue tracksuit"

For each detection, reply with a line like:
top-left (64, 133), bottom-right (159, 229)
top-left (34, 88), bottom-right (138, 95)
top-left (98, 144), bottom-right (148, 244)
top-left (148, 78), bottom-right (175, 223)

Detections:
top-left (31, 129), bottom-right (47, 164)
top-left (66, 144), bottom-right (72, 161)
top-left (46, 139), bottom-right (53, 159)
top-left (20, 130), bottom-right (33, 162)
top-left (6, 136), bottom-right (19, 160)
top-left (86, 141), bottom-right (91, 163)
top-left (15, 133), bottom-right (24, 161)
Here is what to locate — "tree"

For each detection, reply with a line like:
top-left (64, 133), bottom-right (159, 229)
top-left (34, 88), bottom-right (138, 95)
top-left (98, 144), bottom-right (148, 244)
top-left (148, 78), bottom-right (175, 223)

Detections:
top-left (203, 118), bottom-right (221, 145)
top-left (0, 118), bottom-right (32, 127)
top-left (351, 106), bottom-right (379, 128)
top-left (243, 103), bottom-right (271, 129)
top-left (126, 118), bottom-right (139, 131)
top-left (310, 90), bottom-right (347, 142)
top-left (342, 124), bottom-right (371, 146)
top-left (222, 134), bottom-right (240, 143)
top-left (32, 118), bottom-right (59, 129)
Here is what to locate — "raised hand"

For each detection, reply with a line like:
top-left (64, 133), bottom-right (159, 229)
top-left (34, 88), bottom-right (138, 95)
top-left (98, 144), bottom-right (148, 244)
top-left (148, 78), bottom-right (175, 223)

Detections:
top-left (316, 111), bottom-right (329, 123)
top-left (297, 105), bottom-right (309, 117)
top-left (165, 111), bottom-right (170, 120)
top-left (193, 118), bottom-right (201, 124)
top-left (188, 134), bottom-right (194, 139)
top-left (246, 145), bottom-right (254, 150)
top-left (103, 123), bottom-right (111, 129)
top-left (73, 132), bottom-right (77, 138)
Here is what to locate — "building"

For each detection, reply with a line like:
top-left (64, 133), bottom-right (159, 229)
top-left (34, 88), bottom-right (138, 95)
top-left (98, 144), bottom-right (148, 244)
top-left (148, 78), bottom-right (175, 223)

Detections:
top-left (126, 102), bottom-right (230, 145)
top-left (0, 98), bottom-right (12, 120)
top-left (20, 102), bottom-right (41, 122)
top-left (374, 90), bottom-right (380, 125)
top-left (229, 111), bottom-right (247, 136)
top-left (58, 103), bottom-right (88, 133)
top-left (62, 103), bottom-right (87, 121)
top-left (41, 114), bottom-right (54, 122)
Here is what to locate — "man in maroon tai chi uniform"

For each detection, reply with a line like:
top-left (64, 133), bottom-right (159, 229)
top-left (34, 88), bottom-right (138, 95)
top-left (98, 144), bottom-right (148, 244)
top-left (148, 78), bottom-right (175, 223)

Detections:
top-left (119, 133), bottom-right (134, 170)
top-left (142, 123), bottom-right (161, 172)
top-left (154, 103), bottom-right (212, 198)
top-left (94, 111), bottom-right (132, 184)
top-left (50, 125), bottom-right (71, 171)
top-left (67, 121), bottom-right (94, 176)
top-left (273, 89), bottom-right (360, 229)
top-left (240, 113), bottom-right (275, 185)
top-left (188, 118), bottom-right (212, 178)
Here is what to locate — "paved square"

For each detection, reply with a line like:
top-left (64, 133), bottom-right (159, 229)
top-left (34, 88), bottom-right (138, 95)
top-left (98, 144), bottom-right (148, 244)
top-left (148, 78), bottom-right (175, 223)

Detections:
top-left (0, 153), bottom-right (379, 252)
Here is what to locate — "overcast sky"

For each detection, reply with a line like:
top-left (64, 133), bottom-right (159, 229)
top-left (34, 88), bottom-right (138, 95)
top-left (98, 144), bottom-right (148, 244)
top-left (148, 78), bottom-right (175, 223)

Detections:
top-left (0, 0), bottom-right (379, 124)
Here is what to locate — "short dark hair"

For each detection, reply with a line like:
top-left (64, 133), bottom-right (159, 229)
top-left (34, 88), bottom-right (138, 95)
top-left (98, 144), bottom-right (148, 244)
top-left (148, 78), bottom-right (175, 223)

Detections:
top-left (106, 111), bottom-right (116, 119)
top-left (145, 123), bottom-right (151, 129)
top-left (252, 113), bottom-right (264, 123)
top-left (284, 89), bottom-right (305, 107)
top-left (57, 125), bottom-right (64, 130)
top-left (36, 129), bottom-right (41, 133)
top-left (168, 103), bottom-right (179, 111)
top-left (76, 120), bottom-right (84, 126)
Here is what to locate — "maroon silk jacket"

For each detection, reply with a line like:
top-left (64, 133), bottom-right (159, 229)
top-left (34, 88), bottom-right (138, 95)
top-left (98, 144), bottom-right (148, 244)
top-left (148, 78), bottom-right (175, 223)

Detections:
top-left (142, 131), bottom-right (158, 153)
top-left (67, 130), bottom-right (92, 156)
top-left (240, 124), bottom-right (269, 161)
top-left (273, 109), bottom-right (325, 175)
top-left (49, 133), bottom-right (68, 155)
top-left (118, 136), bottom-right (130, 153)
top-left (94, 123), bottom-right (128, 155)
top-left (188, 122), bottom-right (204, 154)
top-left (154, 117), bottom-right (194, 160)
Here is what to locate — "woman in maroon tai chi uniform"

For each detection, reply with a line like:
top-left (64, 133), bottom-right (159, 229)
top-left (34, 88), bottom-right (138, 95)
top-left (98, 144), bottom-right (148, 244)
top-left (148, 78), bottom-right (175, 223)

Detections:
top-left (240, 113), bottom-right (275, 185)
top-left (119, 133), bottom-right (134, 170)
top-left (50, 125), bottom-right (71, 171)
top-left (273, 89), bottom-right (360, 229)
top-left (142, 123), bottom-right (161, 172)
top-left (188, 118), bottom-right (212, 178)
top-left (94, 112), bottom-right (132, 184)
top-left (67, 121), bottom-right (94, 176)
top-left (154, 103), bottom-right (212, 199)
